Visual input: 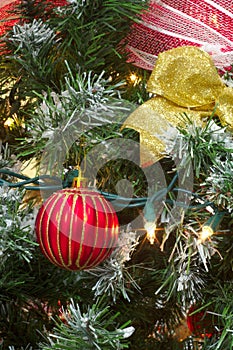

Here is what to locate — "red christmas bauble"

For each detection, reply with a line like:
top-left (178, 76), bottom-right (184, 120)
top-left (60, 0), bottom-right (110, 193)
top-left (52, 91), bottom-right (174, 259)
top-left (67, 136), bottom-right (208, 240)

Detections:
top-left (35, 188), bottom-right (119, 271)
top-left (187, 305), bottom-right (216, 339)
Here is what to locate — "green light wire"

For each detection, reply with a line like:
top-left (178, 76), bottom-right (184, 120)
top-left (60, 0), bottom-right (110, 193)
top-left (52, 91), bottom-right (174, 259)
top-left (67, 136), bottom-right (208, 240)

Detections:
top-left (0, 168), bottom-right (214, 210)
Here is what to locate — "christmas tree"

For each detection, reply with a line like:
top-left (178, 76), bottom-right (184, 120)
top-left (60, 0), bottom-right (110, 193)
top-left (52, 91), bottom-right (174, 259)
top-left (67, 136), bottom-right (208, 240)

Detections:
top-left (0, 1), bottom-right (233, 349)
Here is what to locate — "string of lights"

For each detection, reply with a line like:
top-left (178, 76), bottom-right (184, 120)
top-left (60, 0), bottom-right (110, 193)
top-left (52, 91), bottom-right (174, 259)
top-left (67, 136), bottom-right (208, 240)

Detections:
top-left (0, 168), bottom-right (225, 244)
top-left (0, 168), bottom-right (213, 210)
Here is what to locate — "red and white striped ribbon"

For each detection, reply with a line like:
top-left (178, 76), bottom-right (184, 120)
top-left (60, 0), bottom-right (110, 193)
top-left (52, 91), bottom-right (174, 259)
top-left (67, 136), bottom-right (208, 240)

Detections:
top-left (126, 0), bottom-right (233, 70)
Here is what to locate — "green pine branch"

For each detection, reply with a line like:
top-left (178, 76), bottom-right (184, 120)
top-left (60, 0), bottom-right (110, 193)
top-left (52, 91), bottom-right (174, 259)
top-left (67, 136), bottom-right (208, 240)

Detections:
top-left (41, 298), bottom-right (134, 350)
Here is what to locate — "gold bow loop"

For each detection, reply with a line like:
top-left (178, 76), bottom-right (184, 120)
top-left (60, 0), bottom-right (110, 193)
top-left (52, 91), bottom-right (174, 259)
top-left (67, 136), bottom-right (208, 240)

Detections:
top-left (122, 46), bottom-right (233, 167)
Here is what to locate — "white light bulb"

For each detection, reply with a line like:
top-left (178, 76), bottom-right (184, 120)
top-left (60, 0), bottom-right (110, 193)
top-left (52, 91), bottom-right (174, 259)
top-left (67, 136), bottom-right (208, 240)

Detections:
top-left (198, 225), bottom-right (214, 243)
top-left (144, 221), bottom-right (157, 244)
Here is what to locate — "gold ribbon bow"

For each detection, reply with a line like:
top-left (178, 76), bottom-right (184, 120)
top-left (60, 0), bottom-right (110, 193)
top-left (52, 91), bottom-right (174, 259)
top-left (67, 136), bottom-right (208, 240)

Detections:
top-left (123, 46), bottom-right (233, 167)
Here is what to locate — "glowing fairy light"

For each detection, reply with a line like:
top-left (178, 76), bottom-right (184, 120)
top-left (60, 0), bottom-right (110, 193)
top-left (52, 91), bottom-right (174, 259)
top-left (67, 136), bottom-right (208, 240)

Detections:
top-left (197, 212), bottom-right (225, 244)
top-left (130, 73), bottom-right (137, 82)
top-left (129, 73), bottom-right (141, 86)
top-left (198, 225), bottom-right (214, 243)
top-left (4, 116), bottom-right (25, 129)
top-left (4, 117), bottom-right (15, 128)
top-left (144, 221), bottom-right (157, 244)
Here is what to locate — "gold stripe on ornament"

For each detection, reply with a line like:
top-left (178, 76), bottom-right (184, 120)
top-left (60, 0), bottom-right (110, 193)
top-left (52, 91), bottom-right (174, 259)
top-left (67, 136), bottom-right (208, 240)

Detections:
top-left (79, 193), bottom-right (96, 269)
top-left (47, 193), bottom-right (64, 267)
top-left (105, 198), bottom-right (118, 251)
top-left (102, 197), bottom-right (113, 253)
top-left (92, 194), bottom-right (111, 268)
top-left (108, 197), bottom-right (119, 238)
top-left (56, 193), bottom-right (70, 269)
top-left (44, 193), bottom-right (62, 266)
top-left (88, 194), bottom-right (106, 269)
top-left (105, 198), bottom-right (117, 242)
top-left (75, 193), bottom-right (86, 269)
top-left (68, 192), bottom-right (77, 267)
top-left (37, 202), bottom-right (52, 261)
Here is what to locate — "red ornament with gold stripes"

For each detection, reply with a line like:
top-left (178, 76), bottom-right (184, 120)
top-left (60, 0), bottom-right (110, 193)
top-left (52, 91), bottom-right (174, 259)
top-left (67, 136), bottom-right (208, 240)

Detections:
top-left (35, 188), bottom-right (119, 270)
